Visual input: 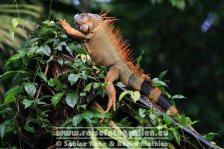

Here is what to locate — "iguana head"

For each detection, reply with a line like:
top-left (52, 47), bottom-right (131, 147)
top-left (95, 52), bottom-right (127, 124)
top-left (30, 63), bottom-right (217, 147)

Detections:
top-left (74, 13), bottom-right (102, 34)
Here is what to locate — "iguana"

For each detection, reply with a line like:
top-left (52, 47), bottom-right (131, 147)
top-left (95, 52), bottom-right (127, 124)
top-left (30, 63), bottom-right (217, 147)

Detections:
top-left (59, 12), bottom-right (178, 117)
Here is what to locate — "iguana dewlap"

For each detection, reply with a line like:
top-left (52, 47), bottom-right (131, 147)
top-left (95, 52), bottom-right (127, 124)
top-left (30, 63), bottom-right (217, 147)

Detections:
top-left (59, 13), bottom-right (178, 117)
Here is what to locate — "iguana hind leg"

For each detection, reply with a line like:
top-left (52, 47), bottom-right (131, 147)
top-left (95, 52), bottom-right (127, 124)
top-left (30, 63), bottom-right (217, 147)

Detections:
top-left (100, 67), bottom-right (119, 123)
top-left (104, 67), bottom-right (120, 113)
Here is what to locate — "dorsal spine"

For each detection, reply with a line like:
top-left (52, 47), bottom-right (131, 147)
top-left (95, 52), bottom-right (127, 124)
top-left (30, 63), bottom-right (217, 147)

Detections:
top-left (101, 14), bottom-right (148, 79)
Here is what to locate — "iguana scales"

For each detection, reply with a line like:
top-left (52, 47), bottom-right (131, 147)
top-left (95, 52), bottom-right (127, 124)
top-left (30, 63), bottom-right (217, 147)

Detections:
top-left (59, 12), bottom-right (178, 117)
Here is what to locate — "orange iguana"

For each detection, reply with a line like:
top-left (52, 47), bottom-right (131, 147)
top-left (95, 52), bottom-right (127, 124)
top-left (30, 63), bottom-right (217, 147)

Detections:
top-left (59, 12), bottom-right (178, 117)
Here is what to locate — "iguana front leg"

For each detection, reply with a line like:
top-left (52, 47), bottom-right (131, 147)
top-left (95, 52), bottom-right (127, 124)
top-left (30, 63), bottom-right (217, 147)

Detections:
top-left (59, 19), bottom-right (86, 40)
top-left (100, 67), bottom-right (119, 123)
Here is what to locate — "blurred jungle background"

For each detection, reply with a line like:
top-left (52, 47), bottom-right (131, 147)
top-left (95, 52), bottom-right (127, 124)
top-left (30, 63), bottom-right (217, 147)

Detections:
top-left (0, 0), bottom-right (224, 147)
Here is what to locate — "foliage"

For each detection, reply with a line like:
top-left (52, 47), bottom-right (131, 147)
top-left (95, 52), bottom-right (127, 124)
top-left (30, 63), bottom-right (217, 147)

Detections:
top-left (0, 4), bottom-right (42, 51)
top-left (0, 2), bottom-right (43, 103)
top-left (0, 20), bottom-right (220, 148)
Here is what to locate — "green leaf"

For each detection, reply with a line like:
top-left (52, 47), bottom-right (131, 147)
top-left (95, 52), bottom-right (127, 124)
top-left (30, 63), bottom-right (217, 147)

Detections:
top-left (19, 37), bottom-right (39, 51)
top-left (4, 86), bottom-right (21, 101)
top-left (191, 120), bottom-right (200, 126)
top-left (153, 78), bottom-right (168, 87)
top-left (93, 82), bottom-right (100, 89)
top-left (81, 111), bottom-right (105, 120)
top-left (75, 54), bottom-right (87, 63)
top-left (43, 20), bottom-right (55, 26)
top-left (119, 90), bottom-right (140, 102)
top-left (171, 94), bottom-right (186, 100)
top-left (12, 18), bottom-right (19, 28)
top-left (24, 124), bottom-right (34, 133)
top-left (169, 128), bottom-right (180, 144)
top-left (0, 70), bottom-right (28, 81)
top-left (72, 111), bottom-right (105, 126)
top-left (96, 127), bottom-right (135, 148)
top-left (48, 78), bottom-right (56, 86)
top-left (9, 30), bottom-right (15, 39)
top-left (181, 113), bottom-right (187, 126)
top-left (164, 117), bottom-right (172, 125)
top-left (0, 86), bottom-right (21, 108)
top-left (72, 114), bottom-right (83, 126)
top-left (37, 72), bottom-right (48, 82)
top-left (45, 45), bottom-right (51, 55)
top-left (81, 54), bottom-right (87, 63)
top-left (68, 74), bottom-right (80, 85)
top-left (22, 99), bottom-right (33, 109)
top-left (24, 82), bottom-right (36, 97)
top-left (87, 126), bottom-right (108, 149)
top-left (80, 71), bottom-right (87, 80)
top-left (77, 104), bottom-right (87, 110)
top-left (119, 90), bottom-right (131, 101)
top-left (203, 132), bottom-right (218, 141)
top-left (0, 119), bottom-right (16, 139)
top-left (80, 92), bottom-right (86, 97)
top-left (48, 78), bottom-right (61, 90)
top-left (58, 58), bottom-right (64, 66)
top-left (55, 41), bottom-right (66, 51)
top-left (55, 79), bottom-right (63, 91)
top-left (84, 83), bottom-right (92, 92)
top-left (139, 108), bottom-right (146, 118)
top-left (165, 110), bottom-right (171, 115)
top-left (0, 108), bottom-right (12, 114)
top-left (38, 27), bottom-right (55, 37)
top-left (169, 0), bottom-right (185, 10)
top-left (136, 54), bottom-right (142, 68)
top-left (156, 124), bottom-right (167, 130)
top-left (159, 70), bottom-right (168, 79)
top-left (61, 34), bottom-right (68, 39)
top-left (36, 46), bottom-right (51, 56)
top-left (61, 118), bottom-right (72, 127)
top-left (173, 114), bottom-right (180, 121)
top-left (65, 93), bottom-right (78, 108)
top-left (128, 129), bottom-right (137, 139)
top-left (0, 121), bottom-right (7, 138)
top-left (51, 92), bottom-right (64, 108)
top-left (4, 50), bottom-right (27, 67)
top-left (131, 91), bottom-right (140, 102)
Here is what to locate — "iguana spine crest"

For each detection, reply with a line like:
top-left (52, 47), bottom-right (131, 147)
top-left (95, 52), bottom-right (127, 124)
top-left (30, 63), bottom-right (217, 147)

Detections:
top-left (102, 14), bottom-right (146, 79)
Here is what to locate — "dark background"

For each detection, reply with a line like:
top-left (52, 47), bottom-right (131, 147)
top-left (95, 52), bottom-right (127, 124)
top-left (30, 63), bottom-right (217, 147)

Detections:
top-left (0, 0), bottom-right (223, 146)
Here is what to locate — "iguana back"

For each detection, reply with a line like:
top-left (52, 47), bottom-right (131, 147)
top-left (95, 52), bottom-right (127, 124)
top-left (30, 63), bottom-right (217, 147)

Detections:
top-left (84, 17), bottom-right (145, 88)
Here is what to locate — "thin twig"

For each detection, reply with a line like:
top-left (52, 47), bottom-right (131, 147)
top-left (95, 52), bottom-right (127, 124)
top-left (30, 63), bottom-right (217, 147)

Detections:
top-left (35, 55), bottom-right (54, 99)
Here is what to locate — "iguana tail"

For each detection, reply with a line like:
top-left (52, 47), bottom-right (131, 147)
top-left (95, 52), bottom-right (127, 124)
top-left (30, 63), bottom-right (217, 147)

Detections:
top-left (120, 69), bottom-right (178, 115)
top-left (139, 78), bottom-right (178, 115)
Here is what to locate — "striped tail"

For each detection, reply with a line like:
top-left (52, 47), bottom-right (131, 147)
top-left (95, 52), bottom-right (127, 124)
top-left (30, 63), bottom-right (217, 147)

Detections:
top-left (140, 80), bottom-right (178, 115)
top-left (124, 71), bottom-right (178, 115)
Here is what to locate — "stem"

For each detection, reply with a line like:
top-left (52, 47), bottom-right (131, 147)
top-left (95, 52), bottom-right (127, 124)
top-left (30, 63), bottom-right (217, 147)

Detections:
top-left (35, 55), bottom-right (54, 99)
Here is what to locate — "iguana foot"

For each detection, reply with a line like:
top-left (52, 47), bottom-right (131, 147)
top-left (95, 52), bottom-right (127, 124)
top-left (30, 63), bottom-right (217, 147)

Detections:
top-left (59, 19), bottom-right (73, 35)
top-left (59, 19), bottom-right (86, 39)
top-left (99, 95), bottom-right (116, 124)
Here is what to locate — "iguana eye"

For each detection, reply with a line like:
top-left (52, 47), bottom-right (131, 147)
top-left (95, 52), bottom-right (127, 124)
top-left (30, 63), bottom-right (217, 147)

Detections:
top-left (80, 14), bottom-right (85, 18)
top-left (80, 24), bottom-right (89, 33)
